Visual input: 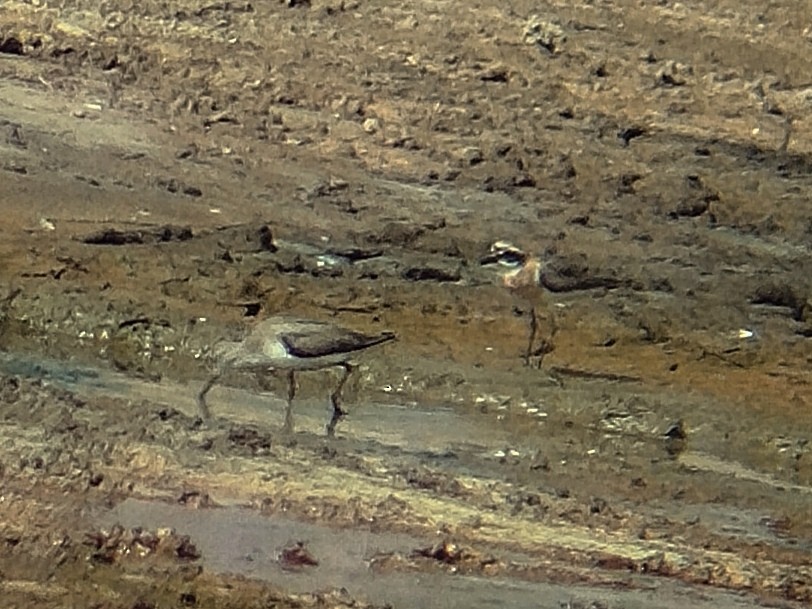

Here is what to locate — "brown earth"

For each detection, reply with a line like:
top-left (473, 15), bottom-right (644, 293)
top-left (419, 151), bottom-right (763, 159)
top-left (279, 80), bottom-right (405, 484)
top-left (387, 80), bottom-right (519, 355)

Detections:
top-left (1, 0), bottom-right (812, 607)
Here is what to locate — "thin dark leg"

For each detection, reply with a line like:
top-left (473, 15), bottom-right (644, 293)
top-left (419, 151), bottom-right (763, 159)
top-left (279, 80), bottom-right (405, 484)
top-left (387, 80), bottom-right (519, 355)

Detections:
top-left (197, 373), bottom-right (221, 419)
top-left (536, 309), bottom-right (556, 370)
top-left (284, 370), bottom-right (296, 433)
top-left (326, 363), bottom-right (355, 437)
top-left (524, 307), bottom-right (538, 367)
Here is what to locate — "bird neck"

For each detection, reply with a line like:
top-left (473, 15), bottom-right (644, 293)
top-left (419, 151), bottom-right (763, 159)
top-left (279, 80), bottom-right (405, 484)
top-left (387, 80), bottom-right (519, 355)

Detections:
top-left (214, 340), bottom-right (245, 363)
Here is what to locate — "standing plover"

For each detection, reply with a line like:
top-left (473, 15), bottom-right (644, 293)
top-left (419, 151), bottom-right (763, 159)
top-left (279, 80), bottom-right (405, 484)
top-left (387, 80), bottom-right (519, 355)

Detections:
top-left (481, 241), bottom-right (553, 367)
top-left (197, 316), bottom-right (396, 436)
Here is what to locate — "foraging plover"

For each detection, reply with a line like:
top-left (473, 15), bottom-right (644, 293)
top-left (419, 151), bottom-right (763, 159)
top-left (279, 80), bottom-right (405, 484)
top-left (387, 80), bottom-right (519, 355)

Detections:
top-left (480, 241), bottom-right (553, 367)
top-left (197, 316), bottom-right (396, 436)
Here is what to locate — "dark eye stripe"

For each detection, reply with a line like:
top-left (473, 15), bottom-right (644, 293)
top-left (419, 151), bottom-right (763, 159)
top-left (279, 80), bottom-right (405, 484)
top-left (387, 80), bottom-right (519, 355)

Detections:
top-left (497, 250), bottom-right (527, 265)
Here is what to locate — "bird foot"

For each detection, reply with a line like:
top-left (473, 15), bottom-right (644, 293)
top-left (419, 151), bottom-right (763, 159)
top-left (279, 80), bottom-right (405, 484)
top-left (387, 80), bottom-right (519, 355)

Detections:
top-left (326, 406), bottom-right (347, 438)
top-left (196, 398), bottom-right (211, 421)
top-left (524, 339), bottom-right (555, 369)
top-left (191, 415), bottom-right (208, 430)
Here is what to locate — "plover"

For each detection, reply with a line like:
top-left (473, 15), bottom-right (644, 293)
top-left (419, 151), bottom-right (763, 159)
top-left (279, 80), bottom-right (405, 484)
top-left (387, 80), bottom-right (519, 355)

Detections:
top-left (197, 316), bottom-right (396, 436)
top-left (481, 241), bottom-right (553, 367)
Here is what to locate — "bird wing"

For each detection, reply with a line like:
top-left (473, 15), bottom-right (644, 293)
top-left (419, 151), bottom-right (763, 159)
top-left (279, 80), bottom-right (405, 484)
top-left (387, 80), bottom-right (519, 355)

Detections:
top-left (279, 325), bottom-right (395, 358)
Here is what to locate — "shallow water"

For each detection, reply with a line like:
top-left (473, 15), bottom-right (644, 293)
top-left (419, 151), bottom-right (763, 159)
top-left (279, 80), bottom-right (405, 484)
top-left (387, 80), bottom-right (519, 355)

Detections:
top-left (105, 498), bottom-right (770, 609)
top-left (5, 351), bottom-right (812, 528)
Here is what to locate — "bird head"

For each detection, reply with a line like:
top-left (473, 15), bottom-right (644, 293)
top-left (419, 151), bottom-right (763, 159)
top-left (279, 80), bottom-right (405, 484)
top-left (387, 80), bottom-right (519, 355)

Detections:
top-left (479, 241), bottom-right (529, 267)
top-left (480, 241), bottom-right (542, 289)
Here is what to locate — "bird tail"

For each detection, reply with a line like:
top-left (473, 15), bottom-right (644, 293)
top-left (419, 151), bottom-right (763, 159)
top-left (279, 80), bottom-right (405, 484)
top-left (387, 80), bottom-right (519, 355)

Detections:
top-left (368, 331), bottom-right (397, 347)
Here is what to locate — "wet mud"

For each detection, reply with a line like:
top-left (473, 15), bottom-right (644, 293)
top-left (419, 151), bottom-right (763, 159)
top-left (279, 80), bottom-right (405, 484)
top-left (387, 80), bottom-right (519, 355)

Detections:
top-left (1, 0), bottom-right (812, 607)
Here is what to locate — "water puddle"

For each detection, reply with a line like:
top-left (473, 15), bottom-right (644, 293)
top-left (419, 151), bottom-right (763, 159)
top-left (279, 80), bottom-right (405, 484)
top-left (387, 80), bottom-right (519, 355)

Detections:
top-left (653, 500), bottom-right (812, 551)
top-left (0, 351), bottom-right (536, 471)
top-left (680, 451), bottom-right (812, 495)
top-left (104, 498), bottom-right (770, 609)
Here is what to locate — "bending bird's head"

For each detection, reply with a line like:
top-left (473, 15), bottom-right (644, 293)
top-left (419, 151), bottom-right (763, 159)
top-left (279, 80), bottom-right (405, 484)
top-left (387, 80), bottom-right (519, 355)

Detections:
top-left (479, 241), bottom-right (529, 267)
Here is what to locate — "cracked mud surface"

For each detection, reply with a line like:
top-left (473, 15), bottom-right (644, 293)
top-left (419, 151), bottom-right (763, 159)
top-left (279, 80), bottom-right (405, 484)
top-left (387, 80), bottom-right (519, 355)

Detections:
top-left (1, 1), bottom-right (812, 607)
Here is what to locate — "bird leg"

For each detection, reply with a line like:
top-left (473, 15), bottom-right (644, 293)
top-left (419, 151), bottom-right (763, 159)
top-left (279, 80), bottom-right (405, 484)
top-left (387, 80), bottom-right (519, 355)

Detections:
top-left (197, 373), bottom-right (220, 419)
top-left (533, 309), bottom-right (558, 369)
top-left (524, 307), bottom-right (538, 367)
top-left (326, 362), bottom-right (355, 437)
top-left (284, 370), bottom-right (297, 433)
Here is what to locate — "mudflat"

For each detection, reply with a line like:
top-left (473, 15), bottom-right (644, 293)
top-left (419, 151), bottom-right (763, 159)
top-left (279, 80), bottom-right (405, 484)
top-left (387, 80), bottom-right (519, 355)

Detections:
top-left (1, 1), bottom-right (811, 607)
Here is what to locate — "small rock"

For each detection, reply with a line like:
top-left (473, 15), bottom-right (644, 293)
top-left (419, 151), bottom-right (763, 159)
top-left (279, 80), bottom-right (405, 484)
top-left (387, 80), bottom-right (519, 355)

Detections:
top-left (279, 541), bottom-right (319, 570)
top-left (402, 264), bottom-right (461, 283)
top-left (801, 298), bottom-right (812, 323)
top-left (462, 147), bottom-right (484, 166)
top-left (523, 16), bottom-right (566, 54)
top-left (480, 65), bottom-right (509, 82)
top-left (395, 16), bottom-right (419, 30)
top-left (362, 117), bottom-right (380, 134)
top-left (656, 60), bottom-right (691, 86)
top-left (617, 126), bottom-right (647, 146)
top-left (671, 198), bottom-right (709, 218)
top-left (0, 37), bottom-right (24, 56)
top-left (541, 253), bottom-right (624, 292)
top-left (616, 172), bottom-right (642, 195)
top-left (258, 224), bottom-right (277, 252)
top-left (751, 281), bottom-right (805, 319)
top-left (6, 124), bottom-right (26, 148)
top-left (3, 163), bottom-right (27, 174)
top-left (366, 222), bottom-right (424, 247)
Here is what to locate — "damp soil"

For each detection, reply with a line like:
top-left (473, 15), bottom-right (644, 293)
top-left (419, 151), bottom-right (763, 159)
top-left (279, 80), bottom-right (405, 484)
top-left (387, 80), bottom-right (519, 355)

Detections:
top-left (1, 1), bottom-right (812, 607)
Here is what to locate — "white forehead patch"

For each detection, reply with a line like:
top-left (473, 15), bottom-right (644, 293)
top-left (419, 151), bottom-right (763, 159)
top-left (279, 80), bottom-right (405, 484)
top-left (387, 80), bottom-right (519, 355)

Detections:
top-left (491, 240), bottom-right (519, 253)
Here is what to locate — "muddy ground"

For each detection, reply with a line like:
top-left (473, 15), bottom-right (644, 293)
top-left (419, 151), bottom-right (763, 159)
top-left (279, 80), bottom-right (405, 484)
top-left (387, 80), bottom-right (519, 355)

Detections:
top-left (1, 0), bottom-right (812, 607)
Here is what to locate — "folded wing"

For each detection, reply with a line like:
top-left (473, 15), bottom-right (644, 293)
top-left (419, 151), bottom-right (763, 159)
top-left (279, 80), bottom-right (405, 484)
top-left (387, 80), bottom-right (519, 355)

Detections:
top-left (280, 326), bottom-right (395, 358)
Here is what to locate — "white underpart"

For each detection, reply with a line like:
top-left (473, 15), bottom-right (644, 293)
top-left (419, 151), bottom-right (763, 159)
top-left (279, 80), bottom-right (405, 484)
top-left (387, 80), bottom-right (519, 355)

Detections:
top-left (503, 261), bottom-right (541, 289)
top-left (263, 336), bottom-right (292, 360)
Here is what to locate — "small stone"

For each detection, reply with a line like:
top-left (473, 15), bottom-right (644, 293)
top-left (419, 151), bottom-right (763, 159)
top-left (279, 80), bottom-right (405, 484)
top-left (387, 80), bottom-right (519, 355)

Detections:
top-left (363, 118), bottom-right (380, 134)
top-left (523, 16), bottom-right (566, 54)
